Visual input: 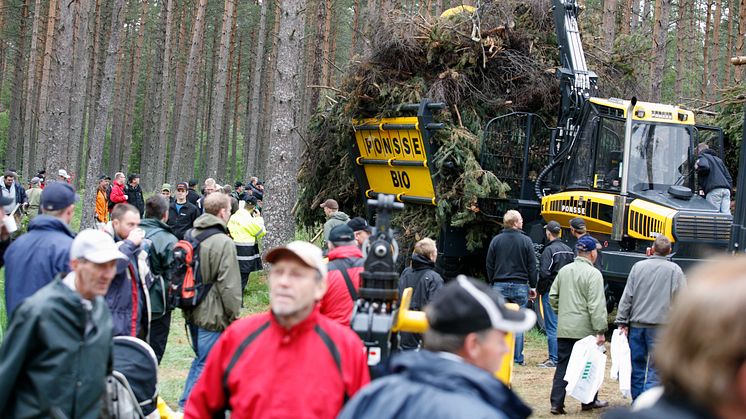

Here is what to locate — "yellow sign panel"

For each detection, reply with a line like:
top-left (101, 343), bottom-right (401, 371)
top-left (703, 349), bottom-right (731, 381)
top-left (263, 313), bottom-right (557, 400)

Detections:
top-left (353, 116), bottom-right (437, 204)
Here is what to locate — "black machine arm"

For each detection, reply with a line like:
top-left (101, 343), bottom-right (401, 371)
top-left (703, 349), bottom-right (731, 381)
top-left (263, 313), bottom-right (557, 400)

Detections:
top-left (350, 195), bottom-right (404, 374)
top-left (552, 0), bottom-right (598, 147)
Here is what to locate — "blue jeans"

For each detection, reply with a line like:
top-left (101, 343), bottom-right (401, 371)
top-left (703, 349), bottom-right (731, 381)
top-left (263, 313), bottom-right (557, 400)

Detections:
top-left (541, 292), bottom-right (558, 363)
top-left (706, 188), bottom-right (731, 214)
top-left (180, 324), bottom-right (222, 407)
top-left (629, 326), bottom-right (659, 400)
top-left (492, 282), bottom-right (529, 364)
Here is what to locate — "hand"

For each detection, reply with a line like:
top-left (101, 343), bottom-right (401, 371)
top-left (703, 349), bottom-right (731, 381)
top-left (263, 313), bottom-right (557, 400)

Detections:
top-left (528, 288), bottom-right (537, 301)
top-left (618, 325), bottom-right (628, 337)
top-left (596, 333), bottom-right (606, 346)
top-left (127, 228), bottom-right (145, 246)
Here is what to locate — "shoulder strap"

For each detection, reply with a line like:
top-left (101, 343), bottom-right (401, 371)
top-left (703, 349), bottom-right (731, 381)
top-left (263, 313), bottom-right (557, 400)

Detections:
top-left (314, 324), bottom-right (350, 403)
top-left (222, 320), bottom-right (271, 406)
top-left (328, 259), bottom-right (358, 301)
top-left (193, 227), bottom-right (225, 245)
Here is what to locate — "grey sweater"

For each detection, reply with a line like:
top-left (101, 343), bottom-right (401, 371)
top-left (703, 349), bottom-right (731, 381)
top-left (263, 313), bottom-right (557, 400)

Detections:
top-left (615, 256), bottom-right (686, 327)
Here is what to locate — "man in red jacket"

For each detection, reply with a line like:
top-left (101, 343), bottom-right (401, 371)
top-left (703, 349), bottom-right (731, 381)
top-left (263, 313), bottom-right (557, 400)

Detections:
top-left (185, 240), bottom-right (370, 418)
top-left (320, 224), bottom-right (364, 326)
top-left (108, 172), bottom-right (128, 214)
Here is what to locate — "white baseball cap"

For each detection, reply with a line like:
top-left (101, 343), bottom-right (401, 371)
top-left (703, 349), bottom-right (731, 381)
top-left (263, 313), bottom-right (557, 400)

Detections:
top-left (58, 169), bottom-right (71, 179)
top-left (71, 229), bottom-right (128, 264)
top-left (264, 241), bottom-right (327, 278)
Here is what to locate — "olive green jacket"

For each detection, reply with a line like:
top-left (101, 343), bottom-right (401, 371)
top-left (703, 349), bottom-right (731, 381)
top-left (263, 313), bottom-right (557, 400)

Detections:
top-left (549, 256), bottom-right (608, 339)
top-left (184, 213), bottom-right (242, 331)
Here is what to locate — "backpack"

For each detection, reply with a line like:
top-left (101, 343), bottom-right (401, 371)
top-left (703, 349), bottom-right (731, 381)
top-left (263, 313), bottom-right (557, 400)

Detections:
top-left (142, 230), bottom-right (168, 319)
top-left (169, 227), bottom-right (225, 309)
top-left (106, 184), bottom-right (115, 209)
top-left (327, 258), bottom-right (364, 301)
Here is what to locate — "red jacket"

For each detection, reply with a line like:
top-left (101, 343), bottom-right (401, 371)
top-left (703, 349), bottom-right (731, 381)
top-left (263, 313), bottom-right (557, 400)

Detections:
top-left (109, 181), bottom-right (127, 212)
top-left (185, 308), bottom-right (370, 418)
top-left (320, 246), bottom-right (364, 326)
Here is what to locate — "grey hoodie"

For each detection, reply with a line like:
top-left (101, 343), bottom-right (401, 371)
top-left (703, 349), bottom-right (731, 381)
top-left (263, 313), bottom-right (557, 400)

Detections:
top-left (323, 211), bottom-right (350, 249)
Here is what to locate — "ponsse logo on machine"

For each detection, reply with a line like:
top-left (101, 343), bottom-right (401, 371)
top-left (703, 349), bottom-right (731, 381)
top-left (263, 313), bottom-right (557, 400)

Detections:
top-left (560, 204), bottom-right (587, 215)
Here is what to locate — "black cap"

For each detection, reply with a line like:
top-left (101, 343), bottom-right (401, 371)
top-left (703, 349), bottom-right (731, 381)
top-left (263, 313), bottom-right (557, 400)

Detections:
top-left (175, 182), bottom-right (188, 190)
top-left (98, 175), bottom-right (108, 181)
top-left (329, 224), bottom-right (355, 243)
top-left (570, 217), bottom-right (586, 231)
top-left (427, 276), bottom-right (536, 334)
top-left (188, 179), bottom-right (198, 187)
top-left (41, 182), bottom-right (79, 211)
top-left (234, 181), bottom-right (243, 188)
top-left (347, 217), bottom-right (371, 233)
top-left (544, 220), bottom-right (561, 234)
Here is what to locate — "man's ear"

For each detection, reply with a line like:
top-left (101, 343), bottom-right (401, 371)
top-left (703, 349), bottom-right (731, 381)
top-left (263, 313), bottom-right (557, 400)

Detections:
top-left (460, 332), bottom-right (481, 363)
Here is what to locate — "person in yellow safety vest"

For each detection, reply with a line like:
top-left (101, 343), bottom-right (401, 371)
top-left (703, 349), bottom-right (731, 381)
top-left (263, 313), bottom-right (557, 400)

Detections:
top-left (228, 201), bottom-right (266, 291)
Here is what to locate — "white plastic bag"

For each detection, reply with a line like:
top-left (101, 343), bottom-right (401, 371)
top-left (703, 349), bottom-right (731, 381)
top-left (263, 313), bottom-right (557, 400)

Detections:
top-left (610, 329), bottom-right (632, 398)
top-left (564, 335), bottom-right (607, 404)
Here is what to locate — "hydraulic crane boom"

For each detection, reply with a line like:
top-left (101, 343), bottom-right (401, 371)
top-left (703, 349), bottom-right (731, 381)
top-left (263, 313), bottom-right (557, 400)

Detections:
top-left (552, 0), bottom-right (598, 146)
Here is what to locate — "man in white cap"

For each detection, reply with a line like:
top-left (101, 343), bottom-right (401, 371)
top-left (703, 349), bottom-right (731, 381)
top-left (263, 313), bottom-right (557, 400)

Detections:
top-left (185, 240), bottom-right (370, 417)
top-left (0, 229), bottom-right (127, 418)
top-left (339, 275), bottom-right (535, 419)
top-left (58, 169), bottom-right (71, 183)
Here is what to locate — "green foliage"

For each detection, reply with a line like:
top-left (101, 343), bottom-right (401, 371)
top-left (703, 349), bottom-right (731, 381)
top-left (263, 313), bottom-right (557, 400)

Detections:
top-left (713, 86), bottom-right (746, 180)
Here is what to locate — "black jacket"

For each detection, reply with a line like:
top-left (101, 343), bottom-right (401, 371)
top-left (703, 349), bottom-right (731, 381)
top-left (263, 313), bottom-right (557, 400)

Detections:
top-left (0, 276), bottom-right (112, 418)
top-left (167, 200), bottom-right (200, 240)
top-left (187, 189), bottom-right (201, 206)
top-left (696, 149), bottom-right (732, 194)
top-left (398, 254), bottom-right (444, 350)
top-left (538, 239), bottom-right (575, 295)
top-left (339, 350), bottom-right (531, 419)
top-left (486, 228), bottom-right (538, 287)
top-left (125, 183), bottom-right (145, 216)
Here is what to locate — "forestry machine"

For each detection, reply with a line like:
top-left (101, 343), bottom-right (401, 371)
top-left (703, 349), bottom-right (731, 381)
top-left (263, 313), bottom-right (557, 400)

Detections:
top-left (483, 0), bottom-right (732, 306)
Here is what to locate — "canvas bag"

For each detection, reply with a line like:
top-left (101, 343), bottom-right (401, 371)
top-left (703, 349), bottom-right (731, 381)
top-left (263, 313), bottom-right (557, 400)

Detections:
top-left (610, 329), bottom-right (632, 398)
top-left (564, 335), bottom-right (607, 404)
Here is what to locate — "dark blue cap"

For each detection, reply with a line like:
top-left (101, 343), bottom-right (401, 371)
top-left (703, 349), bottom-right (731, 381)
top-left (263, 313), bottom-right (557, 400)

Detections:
top-left (329, 224), bottom-right (354, 243)
top-left (41, 182), bottom-right (79, 211)
top-left (576, 235), bottom-right (601, 252)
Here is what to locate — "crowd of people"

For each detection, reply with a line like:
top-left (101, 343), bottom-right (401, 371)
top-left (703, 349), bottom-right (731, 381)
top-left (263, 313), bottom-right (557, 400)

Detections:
top-left (0, 169), bottom-right (744, 418)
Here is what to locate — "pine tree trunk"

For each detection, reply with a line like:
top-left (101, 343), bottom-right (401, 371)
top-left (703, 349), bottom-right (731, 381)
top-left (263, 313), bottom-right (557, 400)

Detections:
top-left (110, 34), bottom-right (129, 171)
top-left (641, 0), bottom-right (652, 33)
top-left (708, 0), bottom-right (721, 99)
top-left (631, 0), bottom-right (640, 31)
top-left (648, 0), bottom-right (670, 101)
top-left (207, 0), bottom-right (236, 179)
top-left (22, 0), bottom-right (45, 178)
top-left (602, 0), bottom-right (618, 52)
top-left (81, 0), bottom-right (126, 229)
top-left (304, 0), bottom-right (325, 128)
top-left (85, 0), bottom-right (106, 176)
top-left (725, 0), bottom-right (734, 86)
top-left (264, 0), bottom-right (308, 250)
top-left (737, 0), bottom-right (746, 82)
top-left (7, 0), bottom-right (30, 171)
top-left (701, 0), bottom-right (713, 98)
top-left (674, 0), bottom-right (688, 97)
top-left (34, 0), bottom-right (59, 173)
top-left (256, 0), bottom-right (281, 178)
top-left (620, 0), bottom-right (632, 35)
top-left (244, 0), bottom-right (270, 177)
top-left (120, 0), bottom-right (149, 173)
top-left (320, 0), bottom-right (332, 88)
top-left (0, 0), bottom-right (7, 102)
top-left (350, 0), bottom-right (360, 59)
top-left (328, 8), bottom-right (338, 86)
top-left (68, 0), bottom-right (92, 183)
top-left (154, 0), bottom-right (175, 187)
top-left (169, 0), bottom-right (208, 183)
top-left (169, 0), bottom-right (192, 163)
top-left (42, 0), bottom-right (76, 175)
top-left (230, 37), bottom-right (241, 183)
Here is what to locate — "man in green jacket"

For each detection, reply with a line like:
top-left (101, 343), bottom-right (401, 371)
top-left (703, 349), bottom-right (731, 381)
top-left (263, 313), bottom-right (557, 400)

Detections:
top-left (549, 235), bottom-right (608, 415)
top-left (0, 229), bottom-right (127, 418)
top-left (140, 194), bottom-right (178, 363)
top-left (180, 192), bottom-right (242, 408)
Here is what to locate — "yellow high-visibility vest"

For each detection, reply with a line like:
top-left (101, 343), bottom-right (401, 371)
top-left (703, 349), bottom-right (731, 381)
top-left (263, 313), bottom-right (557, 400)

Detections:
top-left (228, 208), bottom-right (266, 245)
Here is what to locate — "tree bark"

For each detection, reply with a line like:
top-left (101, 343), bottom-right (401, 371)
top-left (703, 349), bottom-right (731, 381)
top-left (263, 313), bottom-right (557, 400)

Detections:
top-left (7, 0), bottom-right (30, 172)
top-left (631, 0), bottom-right (640, 31)
top-left (320, 0), bottom-right (332, 89)
top-left (602, 0), bottom-right (618, 52)
top-left (350, 0), bottom-right (360, 59)
top-left (725, 0), bottom-right (734, 85)
top-left (68, 0), bottom-right (92, 183)
top-left (81, 0), bottom-right (126, 229)
top-left (737, 0), bottom-right (746, 82)
top-left (701, 0), bottom-right (712, 99)
top-left (264, 0), bottom-right (308, 251)
top-left (708, 0), bottom-right (721, 98)
top-left (648, 0), bottom-right (670, 101)
top-left (230, 37), bottom-right (242, 183)
top-left (169, 0), bottom-right (208, 183)
top-left (207, 0), bottom-right (236, 179)
top-left (41, 0), bottom-right (75, 174)
top-left (120, 0), bottom-right (149, 173)
top-left (256, 0), bottom-right (281, 178)
top-left (21, 0), bottom-right (45, 177)
top-left (34, 0), bottom-right (59, 173)
top-left (244, 0), bottom-right (271, 177)
top-left (674, 0), bottom-right (688, 97)
top-left (154, 0), bottom-right (175, 187)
